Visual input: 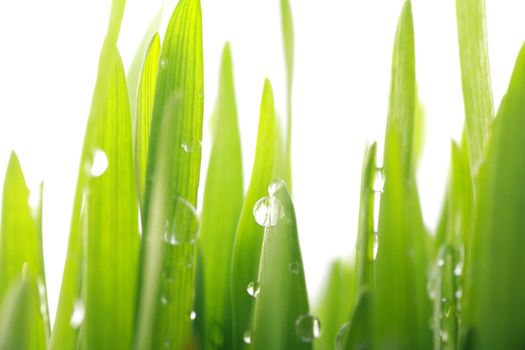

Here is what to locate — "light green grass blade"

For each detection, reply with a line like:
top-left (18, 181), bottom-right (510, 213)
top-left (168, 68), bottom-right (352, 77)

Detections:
top-left (231, 79), bottom-right (280, 349)
top-left (314, 260), bottom-right (355, 350)
top-left (135, 33), bottom-right (161, 208)
top-left (134, 0), bottom-right (203, 348)
top-left (373, 2), bottom-right (432, 349)
top-left (0, 154), bottom-right (49, 348)
top-left (462, 43), bottom-right (525, 350)
top-left (251, 184), bottom-right (310, 350)
top-left (280, 0), bottom-right (294, 189)
top-left (456, 0), bottom-right (493, 176)
top-left (198, 43), bottom-right (243, 350)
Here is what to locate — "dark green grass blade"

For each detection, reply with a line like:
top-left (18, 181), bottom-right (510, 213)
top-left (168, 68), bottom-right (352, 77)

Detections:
top-left (251, 184), bottom-right (311, 350)
top-left (0, 154), bottom-right (49, 348)
top-left (198, 43), bottom-right (243, 350)
top-left (456, 0), bottom-right (494, 175)
top-left (231, 79), bottom-right (280, 349)
top-left (280, 0), bottom-right (294, 189)
top-left (373, 2), bottom-right (432, 349)
top-left (462, 43), bottom-right (525, 350)
top-left (314, 260), bottom-right (355, 350)
top-left (135, 34), bottom-right (161, 208)
top-left (134, 0), bottom-right (203, 348)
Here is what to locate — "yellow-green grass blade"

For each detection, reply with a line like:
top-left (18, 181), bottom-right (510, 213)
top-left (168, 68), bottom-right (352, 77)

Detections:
top-left (197, 43), bottom-right (243, 350)
top-left (462, 43), bottom-right (525, 350)
top-left (231, 79), bottom-right (280, 349)
top-left (314, 260), bottom-right (355, 350)
top-left (373, 2), bottom-right (432, 349)
top-left (0, 154), bottom-right (49, 347)
top-left (280, 0), bottom-right (294, 189)
top-left (251, 184), bottom-right (310, 350)
top-left (456, 0), bottom-right (494, 176)
top-left (134, 0), bottom-right (203, 348)
top-left (0, 278), bottom-right (47, 349)
top-left (135, 33), bottom-right (161, 208)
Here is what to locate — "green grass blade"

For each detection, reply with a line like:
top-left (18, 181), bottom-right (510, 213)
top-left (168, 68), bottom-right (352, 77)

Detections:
top-left (134, 0), bottom-right (203, 348)
top-left (135, 34), bottom-right (161, 208)
top-left (456, 0), bottom-right (494, 175)
top-left (251, 184), bottom-right (311, 350)
top-left (337, 289), bottom-right (372, 350)
top-left (463, 43), bottom-right (525, 350)
top-left (0, 154), bottom-right (49, 347)
top-left (314, 260), bottom-right (355, 350)
top-left (198, 43), bottom-right (243, 350)
top-left (280, 0), bottom-right (294, 189)
top-left (231, 79), bottom-right (280, 349)
top-left (373, 2), bottom-right (432, 349)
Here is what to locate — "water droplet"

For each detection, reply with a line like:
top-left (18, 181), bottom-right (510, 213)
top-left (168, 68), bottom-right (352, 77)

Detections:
top-left (243, 330), bottom-right (252, 344)
top-left (163, 196), bottom-right (199, 245)
top-left (373, 192), bottom-right (381, 233)
top-left (454, 265), bottom-right (462, 276)
top-left (295, 313), bottom-right (321, 343)
top-left (268, 179), bottom-right (287, 196)
top-left (441, 298), bottom-right (451, 318)
top-left (437, 258), bottom-right (445, 267)
top-left (253, 196), bottom-right (285, 227)
top-left (87, 149), bottom-right (108, 177)
top-left (336, 322), bottom-right (351, 349)
top-left (70, 299), bottom-right (85, 328)
top-left (160, 58), bottom-right (168, 69)
top-left (160, 295), bottom-right (168, 305)
top-left (440, 330), bottom-right (449, 343)
top-left (190, 311), bottom-right (197, 320)
top-left (455, 289), bottom-right (463, 299)
top-left (289, 262), bottom-right (301, 274)
top-left (372, 233), bottom-right (379, 260)
top-left (247, 281), bottom-right (260, 297)
top-left (181, 139), bottom-right (202, 153)
top-left (373, 168), bottom-right (385, 192)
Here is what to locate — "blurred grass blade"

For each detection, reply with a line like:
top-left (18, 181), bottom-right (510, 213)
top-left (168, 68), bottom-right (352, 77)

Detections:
top-left (134, 0), bottom-right (204, 348)
top-left (0, 278), bottom-right (47, 349)
top-left (374, 2), bottom-right (432, 349)
top-left (198, 43), bottom-right (243, 350)
top-left (337, 289), bottom-right (372, 350)
top-left (456, 0), bottom-right (494, 176)
top-left (135, 34), bottom-right (161, 208)
top-left (280, 0), bottom-right (294, 188)
top-left (314, 260), bottom-right (355, 350)
top-left (0, 154), bottom-right (49, 347)
top-left (231, 79), bottom-right (280, 349)
top-left (463, 43), bottom-right (525, 350)
top-left (251, 184), bottom-right (311, 350)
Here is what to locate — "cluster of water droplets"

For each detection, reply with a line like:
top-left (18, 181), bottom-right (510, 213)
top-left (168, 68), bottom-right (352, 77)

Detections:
top-left (371, 168), bottom-right (384, 260)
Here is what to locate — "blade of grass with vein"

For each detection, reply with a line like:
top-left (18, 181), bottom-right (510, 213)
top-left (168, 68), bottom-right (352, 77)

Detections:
top-left (231, 79), bottom-right (280, 349)
top-left (251, 184), bottom-right (310, 350)
top-left (280, 0), bottom-right (294, 189)
top-left (456, 0), bottom-right (494, 176)
top-left (0, 153), bottom-right (49, 348)
top-left (462, 43), bottom-right (525, 350)
top-left (314, 260), bottom-right (355, 350)
top-left (134, 0), bottom-right (203, 348)
top-left (198, 43), bottom-right (243, 350)
top-left (373, 2), bottom-right (432, 349)
top-left (135, 33), bottom-right (161, 208)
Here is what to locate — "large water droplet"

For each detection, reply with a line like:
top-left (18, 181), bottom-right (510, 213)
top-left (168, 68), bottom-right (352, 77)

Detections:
top-left (164, 196), bottom-right (199, 245)
top-left (295, 313), bottom-right (321, 343)
top-left (373, 168), bottom-right (385, 192)
top-left (70, 299), bottom-right (85, 328)
top-left (289, 262), bottom-right (301, 274)
top-left (243, 330), bottom-right (252, 344)
top-left (336, 322), bottom-right (351, 349)
top-left (253, 196), bottom-right (285, 227)
top-left (268, 179), bottom-right (287, 196)
top-left (247, 281), bottom-right (260, 297)
top-left (88, 149), bottom-right (108, 177)
top-left (181, 140), bottom-right (202, 153)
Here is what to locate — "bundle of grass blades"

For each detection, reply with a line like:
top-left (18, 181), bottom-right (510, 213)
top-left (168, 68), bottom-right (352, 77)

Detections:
top-left (1, 0), bottom-right (525, 349)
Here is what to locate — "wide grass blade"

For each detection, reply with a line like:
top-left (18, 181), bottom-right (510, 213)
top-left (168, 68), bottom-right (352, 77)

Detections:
top-left (231, 79), bottom-right (281, 349)
top-left (198, 43), bottom-right (243, 350)
top-left (134, 0), bottom-right (204, 348)
top-left (0, 154), bottom-right (49, 348)
top-left (456, 0), bottom-right (494, 176)
top-left (463, 43), bottom-right (525, 350)
top-left (251, 183), bottom-right (310, 350)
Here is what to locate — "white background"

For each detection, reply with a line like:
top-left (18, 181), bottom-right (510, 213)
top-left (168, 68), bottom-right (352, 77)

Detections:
top-left (0, 0), bottom-right (524, 324)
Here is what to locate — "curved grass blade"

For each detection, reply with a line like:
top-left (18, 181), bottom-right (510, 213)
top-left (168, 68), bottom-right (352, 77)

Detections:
top-left (0, 154), bottom-right (49, 347)
top-left (231, 79), bottom-right (280, 349)
top-left (462, 43), bottom-right (525, 350)
top-left (197, 42), bottom-right (243, 350)
top-left (134, 0), bottom-right (204, 348)
top-left (251, 183), bottom-right (310, 350)
top-left (456, 0), bottom-right (494, 176)
top-left (135, 33), bottom-right (161, 208)
top-left (314, 260), bottom-right (355, 350)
